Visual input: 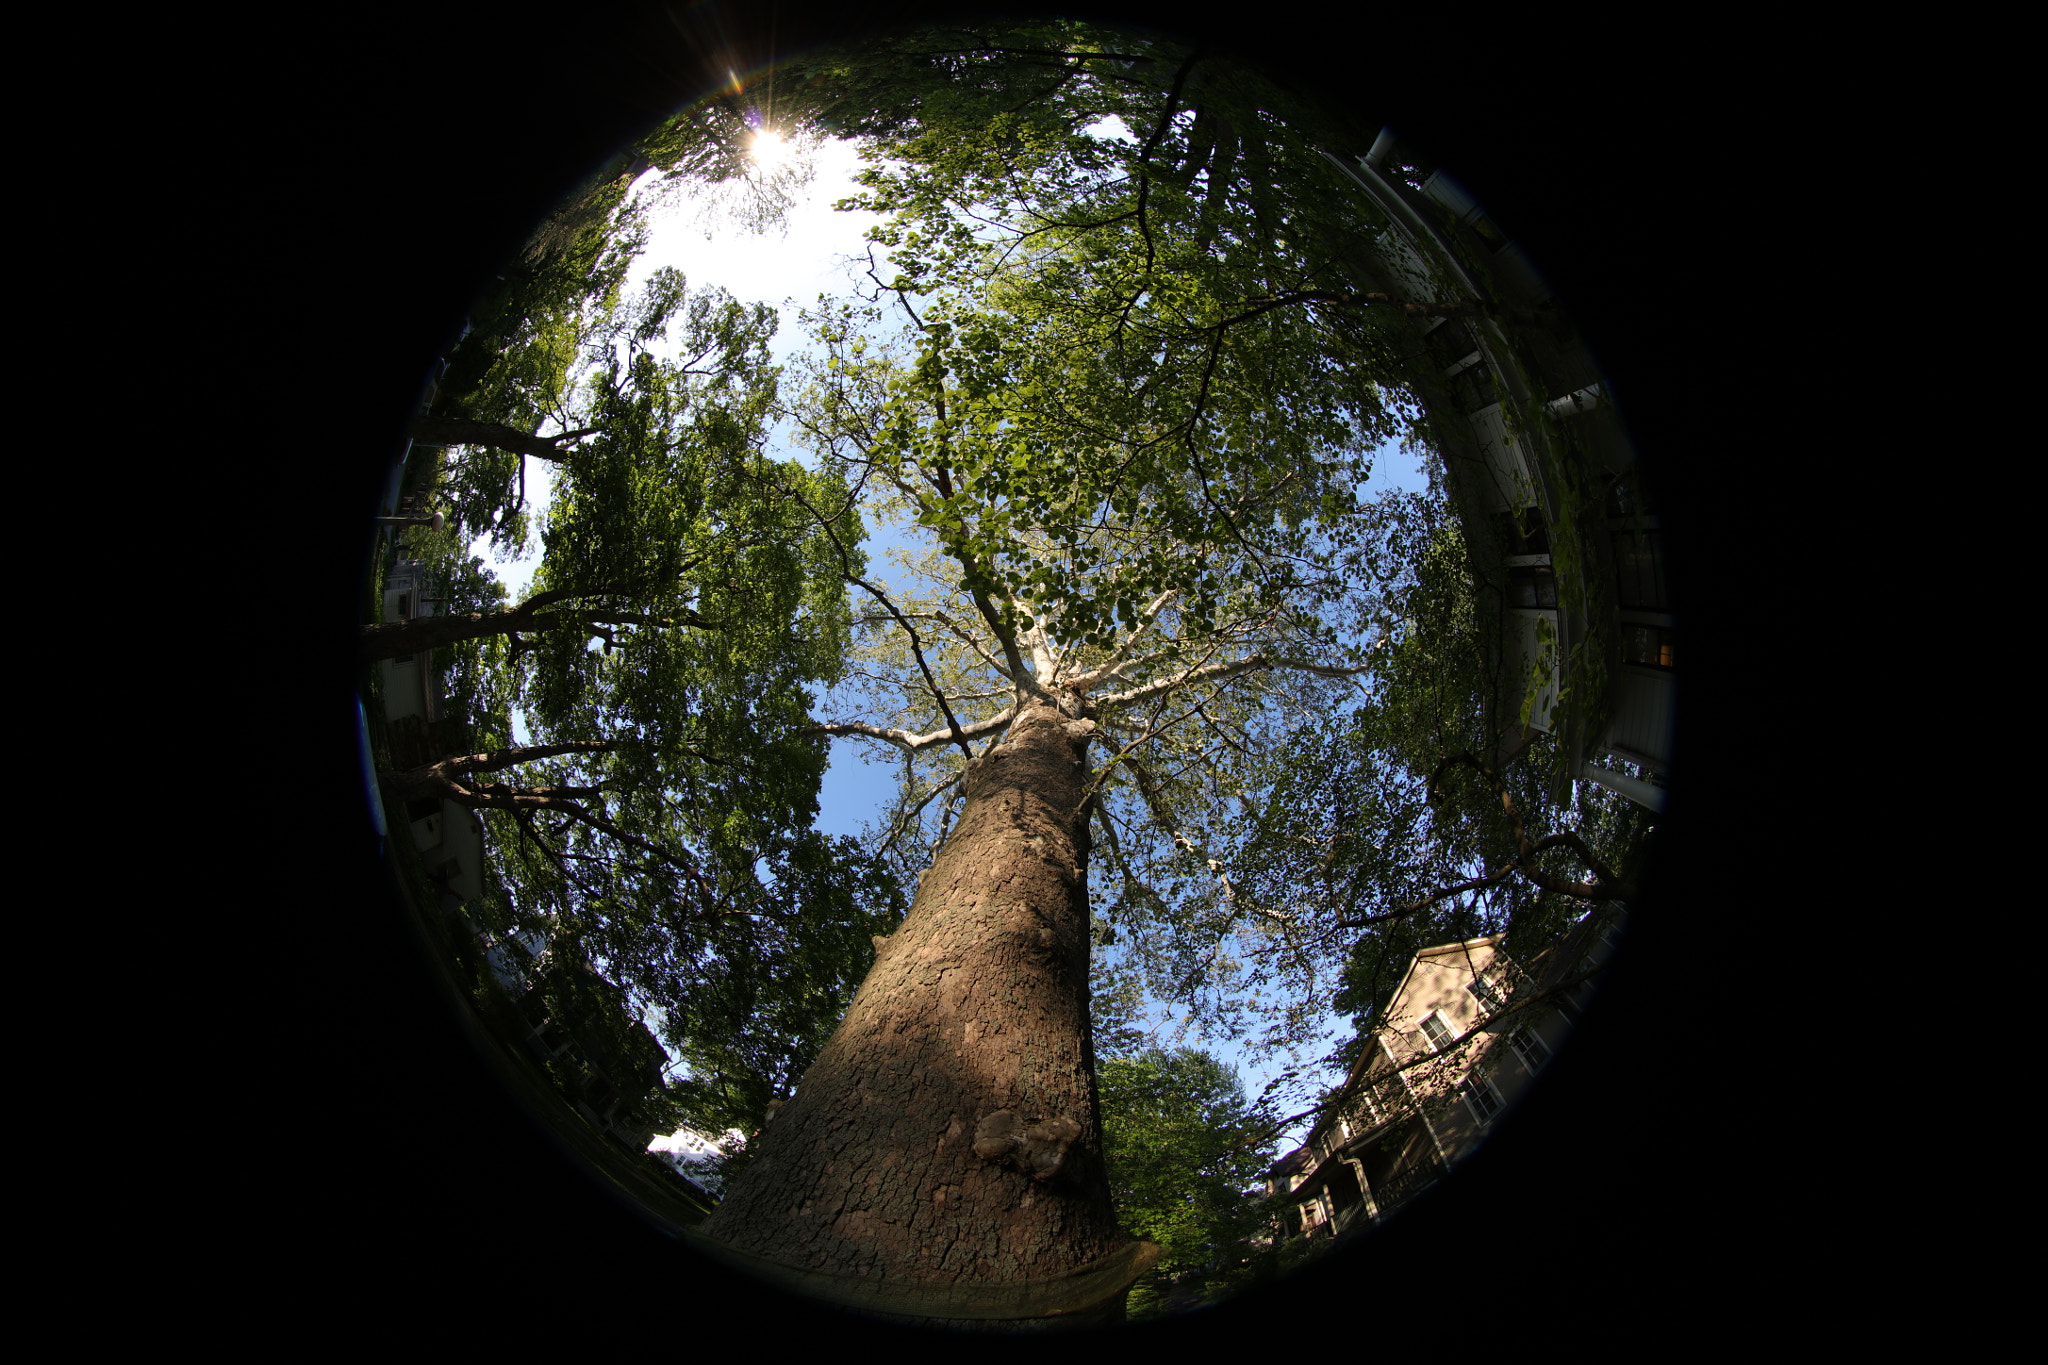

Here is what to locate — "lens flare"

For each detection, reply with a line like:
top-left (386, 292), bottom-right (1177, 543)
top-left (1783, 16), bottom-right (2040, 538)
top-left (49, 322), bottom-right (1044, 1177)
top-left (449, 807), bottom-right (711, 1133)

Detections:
top-left (749, 127), bottom-right (791, 167)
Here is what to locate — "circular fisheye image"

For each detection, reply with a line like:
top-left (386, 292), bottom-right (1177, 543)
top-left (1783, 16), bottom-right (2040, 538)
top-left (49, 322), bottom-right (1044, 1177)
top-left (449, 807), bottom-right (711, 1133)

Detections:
top-left (355, 18), bottom-right (1667, 1331)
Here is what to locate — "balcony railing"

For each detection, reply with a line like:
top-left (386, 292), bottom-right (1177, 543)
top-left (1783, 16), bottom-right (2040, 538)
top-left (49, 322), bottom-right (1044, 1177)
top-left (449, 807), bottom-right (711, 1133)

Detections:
top-left (1371, 1157), bottom-right (1446, 1215)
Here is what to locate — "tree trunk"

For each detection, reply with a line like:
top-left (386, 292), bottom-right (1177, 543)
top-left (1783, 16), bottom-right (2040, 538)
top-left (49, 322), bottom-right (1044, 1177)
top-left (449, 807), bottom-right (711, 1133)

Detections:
top-left (362, 602), bottom-right (702, 663)
top-left (361, 604), bottom-right (554, 661)
top-left (378, 741), bottom-right (618, 806)
top-left (695, 696), bottom-right (1151, 1329)
top-left (407, 416), bottom-right (592, 462)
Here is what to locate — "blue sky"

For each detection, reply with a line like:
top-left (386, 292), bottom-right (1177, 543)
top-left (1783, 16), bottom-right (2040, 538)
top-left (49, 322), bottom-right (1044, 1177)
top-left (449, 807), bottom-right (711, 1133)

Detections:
top-left (472, 132), bottom-right (1434, 1152)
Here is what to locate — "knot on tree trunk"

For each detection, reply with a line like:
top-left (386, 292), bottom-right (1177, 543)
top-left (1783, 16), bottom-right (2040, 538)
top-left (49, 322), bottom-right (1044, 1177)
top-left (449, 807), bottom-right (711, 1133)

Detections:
top-left (971, 1110), bottom-right (1082, 1183)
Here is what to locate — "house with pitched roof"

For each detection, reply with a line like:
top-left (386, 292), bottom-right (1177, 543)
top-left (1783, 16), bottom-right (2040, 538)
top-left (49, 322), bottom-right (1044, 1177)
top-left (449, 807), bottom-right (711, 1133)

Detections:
top-left (1267, 907), bottom-right (1624, 1247)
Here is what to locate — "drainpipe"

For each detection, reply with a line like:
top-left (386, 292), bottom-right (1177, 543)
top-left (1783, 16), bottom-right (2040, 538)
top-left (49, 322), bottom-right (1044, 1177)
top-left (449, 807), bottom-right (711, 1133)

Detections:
top-left (1580, 762), bottom-right (1667, 813)
top-left (1546, 384), bottom-right (1604, 419)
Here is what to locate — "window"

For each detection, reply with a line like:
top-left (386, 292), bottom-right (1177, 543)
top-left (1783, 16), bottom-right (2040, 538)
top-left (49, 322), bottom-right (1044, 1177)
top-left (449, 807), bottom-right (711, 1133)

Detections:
top-left (1507, 564), bottom-right (1558, 609)
top-left (1450, 356), bottom-right (1498, 414)
top-left (1623, 623), bottom-right (1675, 668)
top-left (1612, 529), bottom-right (1669, 611)
top-left (1604, 472), bottom-right (1653, 520)
top-left (1492, 508), bottom-right (1550, 558)
top-left (1468, 973), bottom-right (1507, 1013)
top-left (1462, 1074), bottom-right (1504, 1124)
top-left (1419, 1012), bottom-right (1456, 1054)
top-left (1466, 213), bottom-right (1507, 253)
top-left (1509, 1027), bottom-right (1551, 1070)
top-left (1424, 318), bottom-right (1475, 370)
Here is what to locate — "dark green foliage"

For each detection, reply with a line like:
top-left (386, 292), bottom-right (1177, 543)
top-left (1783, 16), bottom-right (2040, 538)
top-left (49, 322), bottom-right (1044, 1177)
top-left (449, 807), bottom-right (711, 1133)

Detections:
top-left (1096, 1048), bottom-right (1275, 1319)
top-left (445, 266), bottom-right (900, 1156)
top-left (431, 220), bottom-right (647, 555)
top-left (1231, 474), bottom-right (1652, 1034)
top-left (655, 833), bottom-right (910, 1182)
top-left (823, 38), bottom-right (1410, 650)
top-left (431, 88), bottom-right (828, 548)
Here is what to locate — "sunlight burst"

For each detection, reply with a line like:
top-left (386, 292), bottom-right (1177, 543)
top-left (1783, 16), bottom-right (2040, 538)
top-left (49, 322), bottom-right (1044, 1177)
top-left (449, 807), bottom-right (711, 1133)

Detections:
top-left (749, 127), bottom-right (792, 169)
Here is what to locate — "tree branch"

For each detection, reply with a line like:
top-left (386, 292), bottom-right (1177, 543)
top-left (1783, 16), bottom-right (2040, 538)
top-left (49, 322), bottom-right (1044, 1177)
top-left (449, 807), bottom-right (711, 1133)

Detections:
top-left (929, 609), bottom-right (1019, 682)
top-left (1429, 752), bottom-right (1638, 902)
top-left (875, 770), bottom-right (965, 856)
top-left (1092, 651), bottom-right (1272, 712)
top-left (772, 471), bottom-right (979, 762)
top-left (409, 416), bottom-right (601, 463)
top-left (803, 706), bottom-right (1019, 756)
top-left (1067, 588), bottom-right (1180, 693)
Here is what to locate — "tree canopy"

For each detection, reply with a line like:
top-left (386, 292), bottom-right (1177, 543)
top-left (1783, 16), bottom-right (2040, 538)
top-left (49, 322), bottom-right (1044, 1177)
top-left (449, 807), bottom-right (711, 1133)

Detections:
top-left (1096, 1047), bottom-right (1274, 1318)
top-left (423, 96), bottom-right (830, 558)
top-left (369, 21), bottom-right (1658, 1302)
top-left (761, 29), bottom-right (1478, 1083)
top-left (381, 265), bottom-right (903, 1121)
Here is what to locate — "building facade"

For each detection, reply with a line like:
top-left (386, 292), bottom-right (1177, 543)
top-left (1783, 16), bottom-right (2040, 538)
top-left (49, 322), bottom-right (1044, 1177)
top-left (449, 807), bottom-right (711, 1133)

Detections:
top-left (1267, 908), bottom-right (1624, 1249)
top-left (1326, 132), bottom-right (1674, 811)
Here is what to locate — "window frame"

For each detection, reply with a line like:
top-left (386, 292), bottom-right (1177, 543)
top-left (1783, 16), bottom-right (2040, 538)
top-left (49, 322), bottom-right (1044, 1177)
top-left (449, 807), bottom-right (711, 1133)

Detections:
top-left (1508, 1025), bottom-right (1552, 1071)
top-left (1620, 621), bottom-right (1676, 669)
top-left (1461, 1072), bottom-right (1505, 1125)
top-left (1468, 972), bottom-right (1507, 1014)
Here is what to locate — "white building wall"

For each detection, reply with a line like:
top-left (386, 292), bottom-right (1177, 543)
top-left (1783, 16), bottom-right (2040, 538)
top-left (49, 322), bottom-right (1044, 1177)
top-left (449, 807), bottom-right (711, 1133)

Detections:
top-left (1604, 666), bottom-right (1676, 767)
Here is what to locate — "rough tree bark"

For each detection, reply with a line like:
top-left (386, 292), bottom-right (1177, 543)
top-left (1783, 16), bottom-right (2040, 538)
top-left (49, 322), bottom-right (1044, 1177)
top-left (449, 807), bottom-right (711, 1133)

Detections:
top-left (694, 695), bottom-right (1154, 1329)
